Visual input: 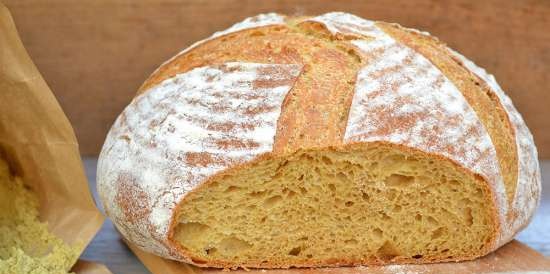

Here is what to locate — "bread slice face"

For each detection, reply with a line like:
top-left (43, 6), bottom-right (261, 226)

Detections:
top-left (172, 143), bottom-right (497, 268)
top-left (97, 12), bottom-right (540, 269)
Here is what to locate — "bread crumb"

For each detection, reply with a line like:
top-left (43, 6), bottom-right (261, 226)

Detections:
top-left (0, 158), bottom-right (80, 273)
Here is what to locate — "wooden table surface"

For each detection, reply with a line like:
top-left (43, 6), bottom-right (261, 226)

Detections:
top-left (80, 158), bottom-right (550, 274)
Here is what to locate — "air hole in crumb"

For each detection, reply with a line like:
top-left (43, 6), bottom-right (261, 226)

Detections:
top-left (373, 228), bottom-right (383, 239)
top-left (263, 195), bottom-right (282, 208)
top-left (385, 174), bottom-right (414, 188)
top-left (361, 191), bottom-right (370, 201)
top-left (412, 254), bottom-right (423, 259)
top-left (289, 247), bottom-right (301, 256)
top-left (301, 154), bottom-right (314, 161)
top-left (321, 156), bottom-right (332, 165)
top-left (379, 211), bottom-right (391, 221)
top-left (449, 180), bottom-right (460, 187)
top-left (205, 247), bottom-right (217, 255)
top-left (345, 239), bottom-right (358, 245)
top-left (218, 237), bottom-right (252, 255)
top-left (427, 216), bottom-right (438, 225)
top-left (337, 172), bottom-right (347, 180)
top-left (393, 205), bottom-right (402, 212)
top-left (345, 201), bottom-right (354, 207)
top-left (328, 184), bottom-right (336, 192)
top-left (377, 241), bottom-right (400, 260)
top-left (464, 208), bottom-right (473, 226)
top-left (431, 227), bottom-right (446, 239)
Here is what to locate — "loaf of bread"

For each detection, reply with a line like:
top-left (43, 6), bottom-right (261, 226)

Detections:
top-left (97, 12), bottom-right (541, 269)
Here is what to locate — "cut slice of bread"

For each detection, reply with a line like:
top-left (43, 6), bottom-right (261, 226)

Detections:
top-left (173, 144), bottom-right (497, 267)
top-left (97, 12), bottom-right (541, 269)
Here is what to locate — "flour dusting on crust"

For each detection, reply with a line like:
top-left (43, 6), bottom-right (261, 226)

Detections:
top-left (307, 12), bottom-right (508, 246)
top-left (97, 62), bottom-right (301, 260)
top-left (450, 50), bottom-right (541, 244)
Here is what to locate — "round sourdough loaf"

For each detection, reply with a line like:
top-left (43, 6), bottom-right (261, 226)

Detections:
top-left (97, 12), bottom-right (541, 269)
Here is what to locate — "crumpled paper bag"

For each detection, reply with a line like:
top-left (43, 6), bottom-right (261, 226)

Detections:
top-left (0, 3), bottom-right (108, 273)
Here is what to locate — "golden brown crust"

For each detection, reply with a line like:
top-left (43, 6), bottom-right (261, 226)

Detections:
top-left (272, 21), bottom-right (362, 153)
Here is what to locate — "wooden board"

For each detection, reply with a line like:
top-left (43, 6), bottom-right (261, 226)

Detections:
top-left (127, 240), bottom-right (550, 274)
top-left (72, 260), bottom-right (113, 274)
top-left (2, 0), bottom-right (550, 156)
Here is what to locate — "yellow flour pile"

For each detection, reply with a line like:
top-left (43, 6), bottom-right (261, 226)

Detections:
top-left (0, 158), bottom-right (79, 274)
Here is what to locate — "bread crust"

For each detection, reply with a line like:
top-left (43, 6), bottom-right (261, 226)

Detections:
top-left (97, 12), bottom-right (540, 269)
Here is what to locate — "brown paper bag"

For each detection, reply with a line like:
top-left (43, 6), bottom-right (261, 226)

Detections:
top-left (0, 3), bottom-right (107, 273)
